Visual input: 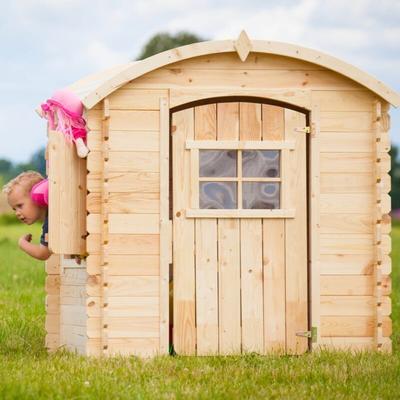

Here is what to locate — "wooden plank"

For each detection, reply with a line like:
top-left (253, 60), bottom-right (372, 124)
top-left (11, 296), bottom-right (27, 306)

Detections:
top-left (106, 338), bottom-right (160, 357)
top-left (108, 131), bottom-right (159, 151)
top-left (45, 254), bottom-right (61, 275)
top-left (320, 254), bottom-right (392, 276)
top-left (284, 109), bottom-right (308, 355)
top-left (106, 297), bottom-right (159, 317)
top-left (240, 219), bottom-right (269, 354)
top-left (320, 214), bottom-right (373, 234)
top-left (48, 129), bottom-right (86, 254)
top-left (262, 105), bottom-right (285, 140)
top-left (261, 104), bottom-right (286, 354)
top-left (172, 108), bottom-right (196, 355)
top-left (45, 314), bottom-right (60, 334)
top-left (108, 89), bottom-right (167, 110)
top-left (159, 96), bottom-right (170, 355)
top-left (218, 218), bottom-right (241, 354)
top-left (320, 234), bottom-right (373, 255)
top-left (320, 275), bottom-right (391, 296)
top-left (319, 132), bottom-right (373, 153)
top-left (170, 88), bottom-right (311, 109)
top-left (106, 276), bottom-right (160, 297)
top-left (106, 172), bottom-right (159, 193)
top-left (45, 275), bottom-right (60, 295)
top-left (45, 334), bottom-right (59, 352)
top-left (320, 153), bottom-right (373, 173)
top-left (320, 296), bottom-right (391, 316)
top-left (186, 139), bottom-right (295, 150)
top-left (167, 53), bottom-right (326, 71)
top-left (87, 192), bottom-right (160, 214)
top-left (108, 214), bottom-right (160, 234)
top-left (60, 304), bottom-right (87, 326)
top-left (318, 337), bottom-right (392, 352)
top-left (88, 254), bottom-right (159, 276)
top-left (186, 208), bottom-right (294, 218)
top-left (320, 112), bottom-right (372, 132)
top-left (45, 295), bottom-right (60, 314)
top-left (262, 219), bottom-right (286, 354)
top-left (240, 102), bottom-right (263, 354)
top-left (60, 267), bottom-right (87, 285)
top-left (106, 234), bottom-right (160, 255)
top-left (194, 104), bottom-right (218, 355)
top-left (105, 317), bottom-right (159, 338)
top-left (195, 219), bottom-right (219, 355)
top-left (321, 316), bottom-right (392, 337)
top-left (217, 102), bottom-right (241, 354)
top-left (130, 68), bottom-right (361, 91)
top-left (88, 151), bottom-right (160, 173)
top-left (320, 193), bottom-right (373, 214)
top-left (89, 110), bottom-right (159, 131)
top-left (194, 104), bottom-right (217, 139)
top-left (313, 90), bottom-right (375, 112)
top-left (309, 95), bottom-right (321, 347)
top-left (320, 173), bottom-right (373, 193)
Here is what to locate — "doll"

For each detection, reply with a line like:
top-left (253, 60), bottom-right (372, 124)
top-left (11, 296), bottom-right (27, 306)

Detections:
top-left (37, 89), bottom-right (89, 158)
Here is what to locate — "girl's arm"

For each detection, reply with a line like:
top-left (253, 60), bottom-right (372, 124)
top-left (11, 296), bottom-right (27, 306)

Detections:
top-left (19, 234), bottom-right (52, 261)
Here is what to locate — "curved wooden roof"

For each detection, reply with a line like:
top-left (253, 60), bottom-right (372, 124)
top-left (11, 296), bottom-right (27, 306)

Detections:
top-left (68, 38), bottom-right (400, 108)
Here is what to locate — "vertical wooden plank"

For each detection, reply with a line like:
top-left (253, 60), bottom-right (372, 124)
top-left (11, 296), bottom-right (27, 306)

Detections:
top-left (284, 108), bottom-right (308, 354)
top-left (310, 95), bottom-right (322, 349)
top-left (195, 219), bottom-right (218, 354)
top-left (217, 102), bottom-right (241, 354)
top-left (262, 105), bottom-right (286, 353)
top-left (48, 128), bottom-right (86, 255)
top-left (173, 108), bottom-right (196, 355)
top-left (159, 97), bottom-right (170, 354)
top-left (240, 102), bottom-right (263, 353)
top-left (218, 218), bottom-right (241, 353)
top-left (194, 104), bottom-right (218, 355)
top-left (263, 219), bottom-right (286, 352)
top-left (101, 98), bottom-right (110, 356)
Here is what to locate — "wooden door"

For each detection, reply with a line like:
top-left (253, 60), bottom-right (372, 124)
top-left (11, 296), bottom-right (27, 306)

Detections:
top-left (172, 101), bottom-right (308, 355)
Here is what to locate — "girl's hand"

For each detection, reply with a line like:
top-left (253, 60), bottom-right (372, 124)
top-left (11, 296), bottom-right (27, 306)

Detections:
top-left (18, 234), bottom-right (32, 247)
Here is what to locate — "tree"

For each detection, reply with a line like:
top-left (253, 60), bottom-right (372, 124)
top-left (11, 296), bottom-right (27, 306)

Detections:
top-left (389, 144), bottom-right (400, 209)
top-left (136, 31), bottom-right (207, 60)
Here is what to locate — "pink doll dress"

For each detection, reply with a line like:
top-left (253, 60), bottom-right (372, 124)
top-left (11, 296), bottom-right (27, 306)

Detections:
top-left (40, 89), bottom-right (87, 144)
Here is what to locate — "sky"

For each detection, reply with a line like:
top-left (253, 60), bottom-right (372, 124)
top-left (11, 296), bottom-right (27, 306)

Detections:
top-left (0, 0), bottom-right (399, 163)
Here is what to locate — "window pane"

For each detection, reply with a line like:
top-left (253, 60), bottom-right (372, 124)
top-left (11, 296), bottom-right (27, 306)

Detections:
top-left (199, 150), bottom-right (237, 177)
top-left (200, 182), bottom-right (237, 209)
top-left (242, 150), bottom-right (280, 177)
top-left (243, 182), bottom-right (280, 209)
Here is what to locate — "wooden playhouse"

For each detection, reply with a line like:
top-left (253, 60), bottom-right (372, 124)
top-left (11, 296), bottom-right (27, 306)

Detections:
top-left (44, 32), bottom-right (399, 356)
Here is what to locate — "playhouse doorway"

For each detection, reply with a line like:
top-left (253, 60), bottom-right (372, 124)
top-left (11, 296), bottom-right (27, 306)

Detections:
top-left (170, 99), bottom-right (309, 355)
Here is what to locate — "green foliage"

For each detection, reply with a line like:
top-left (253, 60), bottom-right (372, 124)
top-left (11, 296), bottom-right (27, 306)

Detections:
top-left (0, 213), bottom-right (19, 225)
top-left (136, 31), bottom-right (207, 60)
top-left (0, 221), bottom-right (399, 398)
top-left (0, 147), bottom-right (46, 185)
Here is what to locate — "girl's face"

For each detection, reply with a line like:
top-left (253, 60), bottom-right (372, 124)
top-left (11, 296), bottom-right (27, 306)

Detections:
top-left (8, 184), bottom-right (44, 225)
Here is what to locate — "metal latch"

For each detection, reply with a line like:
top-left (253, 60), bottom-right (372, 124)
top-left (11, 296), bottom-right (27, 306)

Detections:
top-left (295, 126), bottom-right (311, 134)
top-left (296, 327), bottom-right (317, 342)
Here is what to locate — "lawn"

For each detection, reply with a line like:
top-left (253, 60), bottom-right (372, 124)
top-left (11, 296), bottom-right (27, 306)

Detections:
top-left (0, 216), bottom-right (399, 399)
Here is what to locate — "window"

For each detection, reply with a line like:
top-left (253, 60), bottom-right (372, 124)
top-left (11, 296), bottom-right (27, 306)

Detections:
top-left (199, 149), bottom-right (281, 209)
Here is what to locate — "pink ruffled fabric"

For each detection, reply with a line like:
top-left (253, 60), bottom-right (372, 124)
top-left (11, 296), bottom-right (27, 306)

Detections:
top-left (41, 98), bottom-right (87, 143)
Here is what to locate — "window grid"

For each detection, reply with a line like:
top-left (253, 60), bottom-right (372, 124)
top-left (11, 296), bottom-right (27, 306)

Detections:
top-left (198, 149), bottom-right (282, 210)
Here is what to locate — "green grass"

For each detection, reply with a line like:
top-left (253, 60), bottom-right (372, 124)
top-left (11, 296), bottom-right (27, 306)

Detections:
top-left (0, 217), bottom-right (399, 399)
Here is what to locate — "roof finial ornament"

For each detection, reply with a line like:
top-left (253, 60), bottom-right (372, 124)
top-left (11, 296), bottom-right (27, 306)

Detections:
top-left (234, 30), bottom-right (252, 62)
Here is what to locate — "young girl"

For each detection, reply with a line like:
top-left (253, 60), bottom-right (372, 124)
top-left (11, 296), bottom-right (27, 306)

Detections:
top-left (2, 171), bottom-right (51, 261)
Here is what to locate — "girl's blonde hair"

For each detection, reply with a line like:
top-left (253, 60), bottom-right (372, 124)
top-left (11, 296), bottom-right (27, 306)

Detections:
top-left (2, 171), bottom-right (44, 195)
